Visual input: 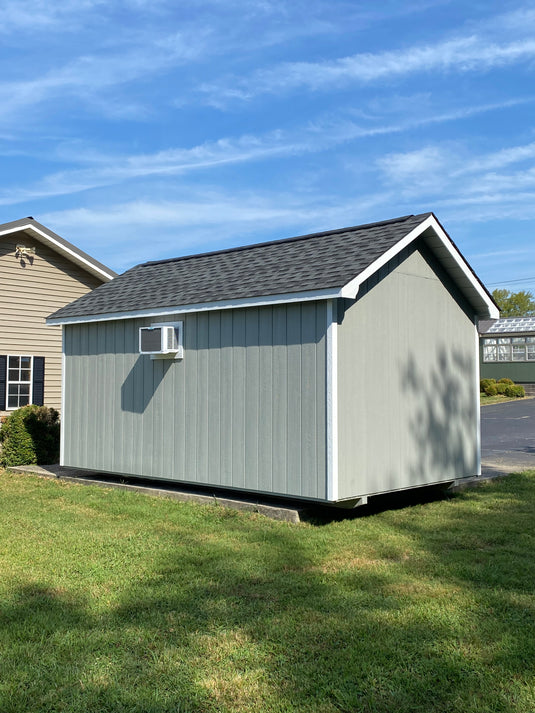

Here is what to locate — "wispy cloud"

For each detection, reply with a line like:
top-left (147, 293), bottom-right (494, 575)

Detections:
top-left (39, 188), bottom-right (390, 270)
top-left (0, 96), bottom-right (524, 206)
top-left (374, 130), bottom-right (535, 228)
top-left (0, 29), bottom-right (210, 122)
top-left (0, 0), bottom-right (105, 33)
top-left (200, 31), bottom-right (535, 104)
top-left (378, 136), bottom-right (535, 190)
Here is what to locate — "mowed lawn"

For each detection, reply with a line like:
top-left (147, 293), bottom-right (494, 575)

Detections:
top-left (1, 470), bottom-right (535, 713)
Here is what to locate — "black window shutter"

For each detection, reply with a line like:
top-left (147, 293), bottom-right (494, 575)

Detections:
top-left (32, 357), bottom-right (45, 406)
top-left (0, 355), bottom-right (6, 410)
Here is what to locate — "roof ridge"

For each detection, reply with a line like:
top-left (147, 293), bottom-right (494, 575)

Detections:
top-left (139, 214), bottom-right (421, 268)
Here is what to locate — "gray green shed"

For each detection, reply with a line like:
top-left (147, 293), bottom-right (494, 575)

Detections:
top-left (47, 213), bottom-right (498, 505)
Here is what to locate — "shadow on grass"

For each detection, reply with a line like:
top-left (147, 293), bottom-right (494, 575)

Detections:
top-left (1, 474), bottom-right (535, 712)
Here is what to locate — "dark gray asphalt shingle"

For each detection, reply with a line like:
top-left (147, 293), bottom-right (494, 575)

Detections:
top-left (48, 213), bottom-right (431, 320)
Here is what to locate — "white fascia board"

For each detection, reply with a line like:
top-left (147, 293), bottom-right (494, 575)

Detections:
top-left (339, 214), bottom-right (499, 319)
top-left (46, 286), bottom-right (343, 326)
top-left (0, 223), bottom-right (115, 282)
top-left (326, 299), bottom-right (339, 502)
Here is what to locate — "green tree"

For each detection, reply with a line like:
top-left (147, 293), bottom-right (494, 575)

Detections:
top-left (492, 288), bottom-right (535, 317)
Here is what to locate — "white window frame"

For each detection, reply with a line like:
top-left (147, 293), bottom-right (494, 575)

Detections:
top-left (6, 355), bottom-right (33, 410)
top-left (483, 335), bottom-right (535, 363)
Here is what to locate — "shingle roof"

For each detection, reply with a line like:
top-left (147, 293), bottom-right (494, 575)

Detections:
top-left (48, 214), bottom-right (434, 321)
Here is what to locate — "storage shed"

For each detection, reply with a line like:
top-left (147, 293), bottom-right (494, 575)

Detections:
top-left (48, 213), bottom-right (498, 505)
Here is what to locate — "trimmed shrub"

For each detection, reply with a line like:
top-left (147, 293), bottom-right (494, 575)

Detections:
top-left (498, 378), bottom-right (514, 385)
top-left (496, 383), bottom-right (508, 395)
top-left (505, 385), bottom-right (525, 398)
top-left (0, 405), bottom-right (60, 467)
top-left (484, 383), bottom-right (498, 396)
top-left (480, 378), bottom-right (497, 393)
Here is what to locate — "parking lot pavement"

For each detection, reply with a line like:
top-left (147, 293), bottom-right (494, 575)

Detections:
top-left (481, 398), bottom-right (535, 474)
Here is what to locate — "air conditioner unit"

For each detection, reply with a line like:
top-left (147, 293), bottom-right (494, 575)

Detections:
top-left (139, 323), bottom-right (183, 358)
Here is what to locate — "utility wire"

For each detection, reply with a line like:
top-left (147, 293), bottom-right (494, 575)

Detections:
top-left (487, 277), bottom-right (535, 287)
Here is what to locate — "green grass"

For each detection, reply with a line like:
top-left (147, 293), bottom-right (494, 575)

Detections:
top-left (1, 470), bottom-right (535, 713)
top-left (480, 393), bottom-right (522, 405)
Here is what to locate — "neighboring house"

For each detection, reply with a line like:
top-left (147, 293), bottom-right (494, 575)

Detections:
top-left (0, 217), bottom-right (116, 414)
top-left (48, 213), bottom-right (498, 506)
top-left (480, 317), bottom-right (535, 392)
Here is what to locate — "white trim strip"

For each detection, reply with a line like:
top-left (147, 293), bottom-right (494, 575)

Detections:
top-left (340, 214), bottom-right (499, 319)
top-left (60, 330), bottom-right (65, 466)
top-left (475, 321), bottom-right (481, 476)
top-left (326, 299), bottom-right (339, 502)
top-left (0, 223), bottom-right (115, 282)
top-left (46, 287), bottom-right (343, 325)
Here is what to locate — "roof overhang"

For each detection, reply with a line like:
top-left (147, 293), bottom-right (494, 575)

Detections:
top-left (340, 213), bottom-right (499, 319)
top-left (46, 287), bottom-right (343, 325)
top-left (0, 218), bottom-right (116, 282)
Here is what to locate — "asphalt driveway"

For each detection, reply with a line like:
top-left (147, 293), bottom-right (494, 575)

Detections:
top-left (481, 398), bottom-right (535, 474)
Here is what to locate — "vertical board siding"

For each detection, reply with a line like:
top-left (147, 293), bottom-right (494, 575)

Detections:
top-left (337, 248), bottom-right (478, 500)
top-left (64, 302), bottom-right (327, 500)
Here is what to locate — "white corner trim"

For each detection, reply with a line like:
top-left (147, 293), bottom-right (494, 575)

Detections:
top-left (46, 287), bottom-right (343, 325)
top-left (0, 223), bottom-right (115, 282)
top-left (326, 299), bottom-right (339, 502)
top-left (474, 321), bottom-right (481, 476)
top-left (339, 214), bottom-right (499, 319)
top-left (60, 329), bottom-right (65, 466)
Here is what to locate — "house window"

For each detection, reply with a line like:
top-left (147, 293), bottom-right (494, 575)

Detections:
top-left (0, 355), bottom-right (45, 410)
top-left (483, 338), bottom-right (496, 362)
top-left (7, 356), bottom-right (32, 409)
top-left (483, 335), bottom-right (535, 362)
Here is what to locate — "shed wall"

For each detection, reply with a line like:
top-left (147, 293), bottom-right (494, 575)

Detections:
top-left (0, 232), bottom-right (103, 411)
top-left (63, 303), bottom-right (327, 500)
top-left (337, 247), bottom-right (478, 500)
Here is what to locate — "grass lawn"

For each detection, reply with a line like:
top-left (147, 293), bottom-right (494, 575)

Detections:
top-left (1, 470), bottom-right (535, 713)
top-left (480, 394), bottom-right (526, 406)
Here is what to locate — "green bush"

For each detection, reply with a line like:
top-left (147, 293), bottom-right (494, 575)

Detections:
top-left (480, 378), bottom-right (496, 393)
top-left (484, 383), bottom-right (498, 396)
top-left (496, 383), bottom-right (508, 395)
top-left (498, 378), bottom-right (514, 385)
top-left (0, 405), bottom-right (60, 467)
top-left (505, 384), bottom-right (525, 398)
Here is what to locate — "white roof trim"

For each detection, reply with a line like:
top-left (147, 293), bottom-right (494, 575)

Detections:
top-left (46, 287), bottom-right (344, 325)
top-left (339, 214), bottom-right (499, 319)
top-left (0, 222), bottom-right (115, 282)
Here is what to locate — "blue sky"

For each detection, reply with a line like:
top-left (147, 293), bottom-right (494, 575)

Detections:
top-left (1, 0), bottom-right (534, 292)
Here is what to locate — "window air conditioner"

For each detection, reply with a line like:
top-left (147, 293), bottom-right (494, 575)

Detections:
top-left (139, 323), bottom-right (183, 358)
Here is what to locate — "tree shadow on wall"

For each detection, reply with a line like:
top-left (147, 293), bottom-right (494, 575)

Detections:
top-left (401, 347), bottom-right (479, 484)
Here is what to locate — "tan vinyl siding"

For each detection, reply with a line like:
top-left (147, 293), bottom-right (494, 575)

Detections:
top-left (0, 232), bottom-right (104, 412)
